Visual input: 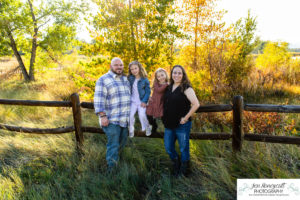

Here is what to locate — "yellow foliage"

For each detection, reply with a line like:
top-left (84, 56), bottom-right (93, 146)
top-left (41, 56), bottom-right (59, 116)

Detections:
top-left (256, 42), bottom-right (291, 71)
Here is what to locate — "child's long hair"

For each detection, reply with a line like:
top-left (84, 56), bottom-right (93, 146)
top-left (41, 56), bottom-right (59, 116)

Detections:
top-left (170, 65), bottom-right (192, 91)
top-left (153, 68), bottom-right (169, 85)
top-left (128, 61), bottom-right (147, 78)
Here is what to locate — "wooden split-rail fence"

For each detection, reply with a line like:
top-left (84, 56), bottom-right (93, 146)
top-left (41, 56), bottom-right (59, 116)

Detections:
top-left (0, 93), bottom-right (299, 152)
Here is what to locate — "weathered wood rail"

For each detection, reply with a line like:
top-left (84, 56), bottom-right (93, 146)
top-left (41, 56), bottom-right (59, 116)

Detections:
top-left (0, 94), bottom-right (299, 152)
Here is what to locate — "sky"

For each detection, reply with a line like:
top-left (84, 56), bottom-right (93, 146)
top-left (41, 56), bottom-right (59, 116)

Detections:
top-left (217, 0), bottom-right (300, 48)
top-left (78, 0), bottom-right (300, 48)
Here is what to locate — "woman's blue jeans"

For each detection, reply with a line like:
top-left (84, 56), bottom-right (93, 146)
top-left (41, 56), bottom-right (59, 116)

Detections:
top-left (102, 123), bottom-right (128, 167)
top-left (164, 121), bottom-right (192, 162)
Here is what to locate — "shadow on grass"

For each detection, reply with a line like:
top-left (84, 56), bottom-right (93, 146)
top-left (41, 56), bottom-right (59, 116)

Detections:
top-left (0, 133), bottom-right (214, 200)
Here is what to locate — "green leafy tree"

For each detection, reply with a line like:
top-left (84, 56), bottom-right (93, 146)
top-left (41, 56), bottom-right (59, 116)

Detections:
top-left (0, 0), bottom-right (86, 81)
top-left (0, 31), bottom-right (12, 56)
top-left (225, 10), bottom-right (259, 93)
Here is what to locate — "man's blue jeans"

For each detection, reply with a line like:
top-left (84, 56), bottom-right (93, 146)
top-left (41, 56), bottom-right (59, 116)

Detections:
top-left (102, 123), bottom-right (128, 167)
top-left (164, 121), bottom-right (192, 162)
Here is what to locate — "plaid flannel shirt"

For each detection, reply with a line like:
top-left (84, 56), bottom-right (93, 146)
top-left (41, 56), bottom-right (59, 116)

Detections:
top-left (94, 70), bottom-right (131, 127)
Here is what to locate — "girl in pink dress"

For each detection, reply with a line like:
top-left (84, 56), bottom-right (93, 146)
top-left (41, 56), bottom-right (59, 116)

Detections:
top-left (146, 68), bottom-right (169, 134)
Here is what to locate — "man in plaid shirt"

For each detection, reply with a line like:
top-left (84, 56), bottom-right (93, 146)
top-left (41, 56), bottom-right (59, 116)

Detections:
top-left (94, 57), bottom-right (131, 171)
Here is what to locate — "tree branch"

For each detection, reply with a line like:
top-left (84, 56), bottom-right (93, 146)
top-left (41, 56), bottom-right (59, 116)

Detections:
top-left (36, 8), bottom-right (55, 21)
top-left (38, 18), bottom-right (51, 29)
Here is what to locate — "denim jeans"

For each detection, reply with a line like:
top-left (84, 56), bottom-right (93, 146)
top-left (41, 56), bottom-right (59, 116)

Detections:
top-left (102, 123), bottom-right (128, 167)
top-left (164, 121), bottom-right (192, 162)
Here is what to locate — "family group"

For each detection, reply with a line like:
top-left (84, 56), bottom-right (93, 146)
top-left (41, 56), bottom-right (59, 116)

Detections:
top-left (94, 57), bottom-right (200, 176)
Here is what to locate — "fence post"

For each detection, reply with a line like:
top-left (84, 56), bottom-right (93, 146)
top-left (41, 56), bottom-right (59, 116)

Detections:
top-left (71, 93), bottom-right (84, 148)
top-left (232, 95), bottom-right (244, 152)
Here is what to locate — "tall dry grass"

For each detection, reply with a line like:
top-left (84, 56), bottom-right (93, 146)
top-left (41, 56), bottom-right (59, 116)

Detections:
top-left (0, 57), bottom-right (18, 70)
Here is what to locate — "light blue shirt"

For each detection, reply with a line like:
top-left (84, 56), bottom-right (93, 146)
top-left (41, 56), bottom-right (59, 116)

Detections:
top-left (94, 70), bottom-right (131, 127)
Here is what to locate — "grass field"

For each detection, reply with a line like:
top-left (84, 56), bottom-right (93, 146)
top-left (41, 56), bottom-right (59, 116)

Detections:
top-left (0, 59), bottom-right (299, 200)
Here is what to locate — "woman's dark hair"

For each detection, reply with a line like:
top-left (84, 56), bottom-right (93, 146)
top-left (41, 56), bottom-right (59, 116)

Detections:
top-left (170, 65), bottom-right (192, 91)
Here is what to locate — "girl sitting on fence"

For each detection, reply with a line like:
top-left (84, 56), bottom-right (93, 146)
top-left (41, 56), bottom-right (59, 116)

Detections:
top-left (146, 68), bottom-right (169, 134)
top-left (128, 61), bottom-right (152, 137)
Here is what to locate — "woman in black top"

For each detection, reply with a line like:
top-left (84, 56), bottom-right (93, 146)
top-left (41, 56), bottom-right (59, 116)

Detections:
top-left (162, 65), bottom-right (200, 176)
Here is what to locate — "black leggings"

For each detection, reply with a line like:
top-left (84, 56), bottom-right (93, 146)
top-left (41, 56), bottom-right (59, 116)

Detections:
top-left (147, 115), bottom-right (158, 131)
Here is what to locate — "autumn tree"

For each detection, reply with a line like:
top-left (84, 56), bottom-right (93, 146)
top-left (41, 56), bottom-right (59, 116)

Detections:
top-left (175, 6), bottom-right (258, 101)
top-left (72, 0), bottom-right (182, 99)
top-left (86, 0), bottom-right (182, 72)
top-left (256, 42), bottom-right (291, 87)
top-left (0, 0), bottom-right (86, 81)
top-left (256, 42), bottom-right (290, 70)
top-left (176, 0), bottom-right (224, 70)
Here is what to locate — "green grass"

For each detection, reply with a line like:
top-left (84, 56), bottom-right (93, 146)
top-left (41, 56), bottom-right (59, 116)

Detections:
top-left (1, 131), bottom-right (299, 200)
top-left (0, 74), bottom-right (299, 199)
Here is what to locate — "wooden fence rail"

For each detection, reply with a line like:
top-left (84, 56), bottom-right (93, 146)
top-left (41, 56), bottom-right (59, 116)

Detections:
top-left (0, 99), bottom-right (71, 107)
top-left (0, 93), bottom-right (299, 152)
top-left (0, 124), bottom-right (74, 134)
top-left (244, 104), bottom-right (300, 113)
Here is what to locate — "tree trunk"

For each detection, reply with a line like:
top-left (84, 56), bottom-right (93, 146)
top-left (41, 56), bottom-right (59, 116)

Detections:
top-left (28, 0), bottom-right (38, 81)
top-left (129, 0), bottom-right (137, 60)
top-left (6, 28), bottom-right (30, 81)
top-left (193, 5), bottom-right (199, 70)
top-left (29, 31), bottom-right (37, 81)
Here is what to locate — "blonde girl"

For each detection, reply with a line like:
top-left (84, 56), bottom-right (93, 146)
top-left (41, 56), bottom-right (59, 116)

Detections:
top-left (146, 68), bottom-right (169, 134)
top-left (128, 61), bottom-right (151, 137)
